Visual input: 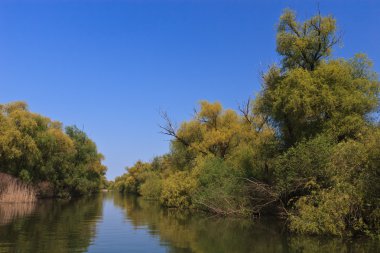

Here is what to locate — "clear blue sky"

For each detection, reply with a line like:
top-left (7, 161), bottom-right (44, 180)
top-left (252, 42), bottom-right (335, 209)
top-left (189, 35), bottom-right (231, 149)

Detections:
top-left (1, 0), bottom-right (379, 180)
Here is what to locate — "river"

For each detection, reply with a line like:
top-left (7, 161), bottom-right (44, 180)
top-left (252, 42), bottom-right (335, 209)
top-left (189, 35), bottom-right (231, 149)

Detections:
top-left (0, 192), bottom-right (378, 253)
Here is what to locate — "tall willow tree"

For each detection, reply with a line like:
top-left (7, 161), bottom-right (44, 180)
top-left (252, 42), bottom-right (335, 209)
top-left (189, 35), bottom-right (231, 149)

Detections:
top-left (256, 9), bottom-right (379, 146)
top-left (276, 9), bottom-right (340, 71)
top-left (257, 9), bottom-right (380, 236)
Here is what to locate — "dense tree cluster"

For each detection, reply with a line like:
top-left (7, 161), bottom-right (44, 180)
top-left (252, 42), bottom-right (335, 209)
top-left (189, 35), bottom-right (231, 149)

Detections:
top-left (0, 102), bottom-right (107, 197)
top-left (114, 9), bottom-right (380, 237)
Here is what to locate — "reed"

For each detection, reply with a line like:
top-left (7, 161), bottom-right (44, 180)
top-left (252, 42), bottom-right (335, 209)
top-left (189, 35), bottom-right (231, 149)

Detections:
top-left (0, 173), bottom-right (37, 203)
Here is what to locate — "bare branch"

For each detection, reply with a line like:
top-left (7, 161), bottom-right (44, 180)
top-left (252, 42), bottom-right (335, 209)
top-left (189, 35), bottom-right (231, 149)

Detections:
top-left (159, 110), bottom-right (208, 156)
top-left (159, 110), bottom-right (177, 138)
top-left (238, 98), bottom-right (253, 125)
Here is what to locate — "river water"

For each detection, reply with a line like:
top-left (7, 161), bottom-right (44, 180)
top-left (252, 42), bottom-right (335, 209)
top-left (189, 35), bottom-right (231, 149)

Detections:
top-left (0, 192), bottom-right (378, 253)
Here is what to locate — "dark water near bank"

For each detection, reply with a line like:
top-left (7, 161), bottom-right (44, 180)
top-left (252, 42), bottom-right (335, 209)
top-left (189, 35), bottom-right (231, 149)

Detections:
top-left (0, 192), bottom-right (378, 253)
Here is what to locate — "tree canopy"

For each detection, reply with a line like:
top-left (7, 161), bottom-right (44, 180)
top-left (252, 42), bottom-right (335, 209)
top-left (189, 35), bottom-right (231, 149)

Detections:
top-left (0, 102), bottom-right (107, 197)
top-left (114, 9), bottom-right (380, 237)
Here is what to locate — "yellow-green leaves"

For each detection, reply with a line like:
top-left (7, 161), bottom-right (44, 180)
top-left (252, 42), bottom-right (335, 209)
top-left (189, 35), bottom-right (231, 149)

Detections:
top-left (258, 57), bottom-right (379, 145)
top-left (277, 9), bottom-right (338, 71)
top-left (114, 8), bottom-right (380, 237)
top-left (0, 102), bottom-right (107, 197)
top-left (160, 171), bottom-right (197, 208)
top-left (174, 101), bottom-right (261, 159)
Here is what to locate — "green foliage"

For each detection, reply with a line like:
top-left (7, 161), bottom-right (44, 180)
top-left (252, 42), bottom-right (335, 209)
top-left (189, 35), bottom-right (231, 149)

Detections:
top-left (192, 157), bottom-right (251, 216)
top-left (274, 135), bottom-right (334, 198)
top-left (113, 161), bottom-right (152, 194)
top-left (290, 186), bottom-right (362, 236)
top-left (114, 8), bottom-right (380, 237)
top-left (257, 9), bottom-right (379, 146)
top-left (256, 56), bottom-right (379, 146)
top-left (139, 173), bottom-right (162, 200)
top-left (160, 171), bottom-right (197, 208)
top-left (263, 10), bottom-right (379, 236)
top-left (175, 101), bottom-right (245, 158)
top-left (0, 102), bottom-right (107, 197)
top-left (277, 9), bottom-right (338, 71)
top-left (288, 130), bottom-right (380, 236)
top-left (19, 169), bottom-right (32, 183)
top-left (65, 126), bottom-right (107, 195)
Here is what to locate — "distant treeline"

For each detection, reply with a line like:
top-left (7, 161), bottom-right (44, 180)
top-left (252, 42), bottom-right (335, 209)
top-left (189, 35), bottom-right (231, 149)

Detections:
top-left (113, 9), bottom-right (380, 237)
top-left (0, 102), bottom-right (107, 198)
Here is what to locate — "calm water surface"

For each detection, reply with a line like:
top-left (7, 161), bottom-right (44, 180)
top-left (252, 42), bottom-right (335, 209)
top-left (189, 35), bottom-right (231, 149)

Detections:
top-left (0, 192), bottom-right (378, 253)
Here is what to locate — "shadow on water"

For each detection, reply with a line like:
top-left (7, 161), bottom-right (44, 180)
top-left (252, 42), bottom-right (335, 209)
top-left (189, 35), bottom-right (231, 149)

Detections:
top-left (0, 195), bottom-right (103, 253)
top-left (112, 193), bottom-right (380, 253)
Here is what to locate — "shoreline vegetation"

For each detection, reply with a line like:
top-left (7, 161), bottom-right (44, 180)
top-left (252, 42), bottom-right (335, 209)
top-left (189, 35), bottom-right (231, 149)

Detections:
top-left (0, 102), bottom-right (108, 200)
top-left (113, 9), bottom-right (380, 238)
top-left (1, 8), bottom-right (379, 240)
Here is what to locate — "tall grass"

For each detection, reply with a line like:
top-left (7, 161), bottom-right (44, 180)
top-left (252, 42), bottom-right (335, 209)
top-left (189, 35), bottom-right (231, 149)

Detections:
top-left (0, 173), bottom-right (36, 203)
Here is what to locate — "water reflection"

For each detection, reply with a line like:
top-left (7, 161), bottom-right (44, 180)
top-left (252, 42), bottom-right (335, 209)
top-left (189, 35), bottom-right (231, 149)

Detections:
top-left (0, 203), bottom-right (36, 225)
top-left (0, 193), bottom-right (378, 253)
top-left (0, 195), bottom-right (103, 253)
top-left (113, 193), bottom-right (379, 253)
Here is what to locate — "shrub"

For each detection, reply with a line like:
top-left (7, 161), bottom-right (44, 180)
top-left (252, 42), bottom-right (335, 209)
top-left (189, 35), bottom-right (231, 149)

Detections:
top-left (192, 157), bottom-right (251, 216)
top-left (160, 171), bottom-right (197, 208)
top-left (139, 173), bottom-right (162, 200)
top-left (289, 135), bottom-right (380, 236)
top-left (274, 135), bottom-right (335, 198)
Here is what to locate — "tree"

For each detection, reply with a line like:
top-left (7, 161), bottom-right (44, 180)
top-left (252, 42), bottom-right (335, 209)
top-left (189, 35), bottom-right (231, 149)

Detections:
top-left (277, 9), bottom-right (339, 71)
top-left (257, 55), bottom-right (379, 146)
top-left (161, 101), bottom-right (263, 160)
top-left (0, 102), bottom-right (107, 198)
top-left (65, 126), bottom-right (107, 195)
top-left (115, 8), bottom-right (380, 237)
